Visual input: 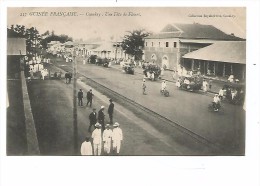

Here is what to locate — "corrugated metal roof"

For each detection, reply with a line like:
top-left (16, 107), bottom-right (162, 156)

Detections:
top-left (92, 42), bottom-right (115, 51)
top-left (146, 23), bottom-right (244, 41)
top-left (64, 41), bottom-right (74, 45)
top-left (7, 38), bottom-right (26, 55)
top-left (182, 41), bottom-right (246, 64)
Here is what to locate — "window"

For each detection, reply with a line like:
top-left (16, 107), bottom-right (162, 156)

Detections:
top-left (159, 42), bottom-right (161, 47)
top-left (166, 42), bottom-right (169, 47)
top-left (151, 42), bottom-right (153, 47)
top-left (145, 42), bottom-right (147, 47)
top-left (173, 42), bottom-right (177, 48)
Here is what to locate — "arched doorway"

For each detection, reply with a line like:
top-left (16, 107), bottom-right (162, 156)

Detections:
top-left (162, 55), bottom-right (169, 69)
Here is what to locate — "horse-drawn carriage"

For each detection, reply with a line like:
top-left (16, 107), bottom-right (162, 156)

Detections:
top-left (122, 62), bottom-right (135, 74)
top-left (222, 83), bottom-right (245, 105)
top-left (88, 55), bottom-right (109, 67)
top-left (177, 74), bottom-right (203, 92)
top-left (88, 55), bottom-right (97, 64)
top-left (142, 62), bottom-right (161, 81)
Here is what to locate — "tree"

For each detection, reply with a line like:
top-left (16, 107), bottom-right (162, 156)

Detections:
top-left (40, 31), bottom-right (73, 49)
top-left (7, 25), bottom-right (42, 56)
top-left (25, 27), bottom-right (42, 55)
top-left (121, 29), bottom-right (150, 60)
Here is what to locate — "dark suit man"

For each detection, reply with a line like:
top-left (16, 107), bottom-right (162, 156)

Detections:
top-left (78, 89), bottom-right (83, 106)
top-left (86, 89), bottom-right (94, 107)
top-left (98, 106), bottom-right (105, 130)
top-left (88, 108), bottom-right (97, 132)
top-left (65, 71), bottom-right (69, 84)
top-left (108, 99), bottom-right (114, 124)
top-left (68, 72), bottom-right (72, 84)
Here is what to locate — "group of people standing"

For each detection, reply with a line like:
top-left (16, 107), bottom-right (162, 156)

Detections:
top-left (81, 105), bottom-right (122, 155)
top-left (78, 88), bottom-right (122, 155)
top-left (24, 56), bottom-right (49, 80)
top-left (65, 71), bottom-right (72, 84)
top-left (82, 122), bottom-right (123, 156)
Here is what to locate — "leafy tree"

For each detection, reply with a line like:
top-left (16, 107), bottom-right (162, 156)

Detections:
top-left (40, 31), bottom-right (73, 49)
top-left (121, 29), bottom-right (150, 60)
top-left (7, 25), bottom-right (41, 56)
top-left (25, 27), bottom-right (41, 54)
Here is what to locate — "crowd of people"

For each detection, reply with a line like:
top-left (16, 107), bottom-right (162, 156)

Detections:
top-left (78, 88), bottom-right (123, 156)
top-left (24, 55), bottom-right (51, 81)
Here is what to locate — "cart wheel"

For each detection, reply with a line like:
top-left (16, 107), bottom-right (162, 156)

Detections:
top-left (164, 91), bottom-right (169, 97)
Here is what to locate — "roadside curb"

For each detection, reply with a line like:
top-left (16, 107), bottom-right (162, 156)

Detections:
top-left (21, 72), bottom-right (40, 155)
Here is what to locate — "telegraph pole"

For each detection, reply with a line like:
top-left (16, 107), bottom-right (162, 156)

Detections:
top-left (73, 50), bottom-right (78, 154)
top-left (115, 41), bottom-right (118, 61)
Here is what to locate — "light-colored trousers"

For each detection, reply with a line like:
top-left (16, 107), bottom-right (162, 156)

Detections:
top-left (103, 140), bottom-right (111, 154)
top-left (93, 143), bottom-right (102, 155)
top-left (113, 140), bottom-right (121, 153)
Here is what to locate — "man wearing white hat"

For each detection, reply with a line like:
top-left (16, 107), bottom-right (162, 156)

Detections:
top-left (91, 123), bottom-right (102, 155)
top-left (112, 122), bottom-right (123, 154)
top-left (213, 94), bottom-right (221, 111)
top-left (103, 124), bottom-right (113, 155)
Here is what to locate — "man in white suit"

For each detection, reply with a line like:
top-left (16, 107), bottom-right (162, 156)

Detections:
top-left (112, 122), bottom-right (123, 155)
top-left (103, 124), bottom-right (113, 155)
top-left (91, 123), bottom-right (102, 155)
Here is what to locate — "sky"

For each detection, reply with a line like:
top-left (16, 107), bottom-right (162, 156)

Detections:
top-left (7, 7), bottom-right (246, 41)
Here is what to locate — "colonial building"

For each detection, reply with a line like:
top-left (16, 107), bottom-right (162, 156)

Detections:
top-left (89, 41), bottom-right (128, 59)
top-left (50, 40), bottom-right (128, 60)
top-left (144, 23), bottom-right (244, 71)
top-left (182, 41), bottom-right (246, 80)
top-left (7, 38), bottom-right (26, 78)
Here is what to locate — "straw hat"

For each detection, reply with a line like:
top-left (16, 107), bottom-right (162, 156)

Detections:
top-left (113, 122), bottom-right (120, 127)
top-left (95, 123), bottom-right (101, 128)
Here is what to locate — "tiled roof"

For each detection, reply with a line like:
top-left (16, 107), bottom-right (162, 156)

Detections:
top-left (182, 41), bottom-right (246, 64)
top-left (146, 23), bottom-right (244, 41)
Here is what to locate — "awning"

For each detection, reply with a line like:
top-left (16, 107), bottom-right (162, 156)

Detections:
top-left (183, 41), bottom-right (246, 64)
top-left (7, 38), bottom-right (26, 55)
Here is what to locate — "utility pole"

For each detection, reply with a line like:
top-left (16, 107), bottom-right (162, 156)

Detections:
top-left (115, 41), bottom-right (118, 61)
top-left (73, 50), bottom-right (78, 154)
top-left (34, 27), bottom-right (37, 58)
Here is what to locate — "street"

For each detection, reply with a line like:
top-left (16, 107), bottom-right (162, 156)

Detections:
top-left (26, 57), bottom-right (245, 155)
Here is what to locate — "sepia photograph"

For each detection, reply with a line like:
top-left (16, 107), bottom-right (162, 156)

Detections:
top-left (6, 7), bottom-right (246, 156)
top-left (2, 1), bottom-right (260, 186)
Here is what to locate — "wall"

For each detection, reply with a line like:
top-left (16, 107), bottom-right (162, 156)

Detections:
top-left (144, 38), bottom-right (211, 70)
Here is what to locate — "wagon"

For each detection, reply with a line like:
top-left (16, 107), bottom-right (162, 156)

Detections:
top-left (122, 62), bottom-right (135, 74)
top-left (222, 83), bottom-right (245, 105)
top-left (143, 63), bottom-right (161, 81)
top-left (178, 75), bottom-right (203, 92)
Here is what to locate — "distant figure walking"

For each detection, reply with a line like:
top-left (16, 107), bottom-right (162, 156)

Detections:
top-left (103, 124), bottom-right (113, 155)
top-left (68, 72), bottom-right (72, 83)
top-left (202, 79), bottom-right (208, 92)
top-left (108, 99), bottom-right (114, 124)
top-left (86, 89), bottom-right (94, 107)
top-left (78, 89), bottom-right (83, 106)
top-left (112, 122), bottom-right (123, 155)
top-left (88, 108), bottom-right (97, 132)
top-left (65, 71), bottom-right (69, 84)
top-left (81, 137), bottom-right (93, 156)
top-left (142, 79), bottom-right (147, 95)
top-left (98, 106), bottom-right (105, 130)
top-left (92, 123), bottom-right (102, 156)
